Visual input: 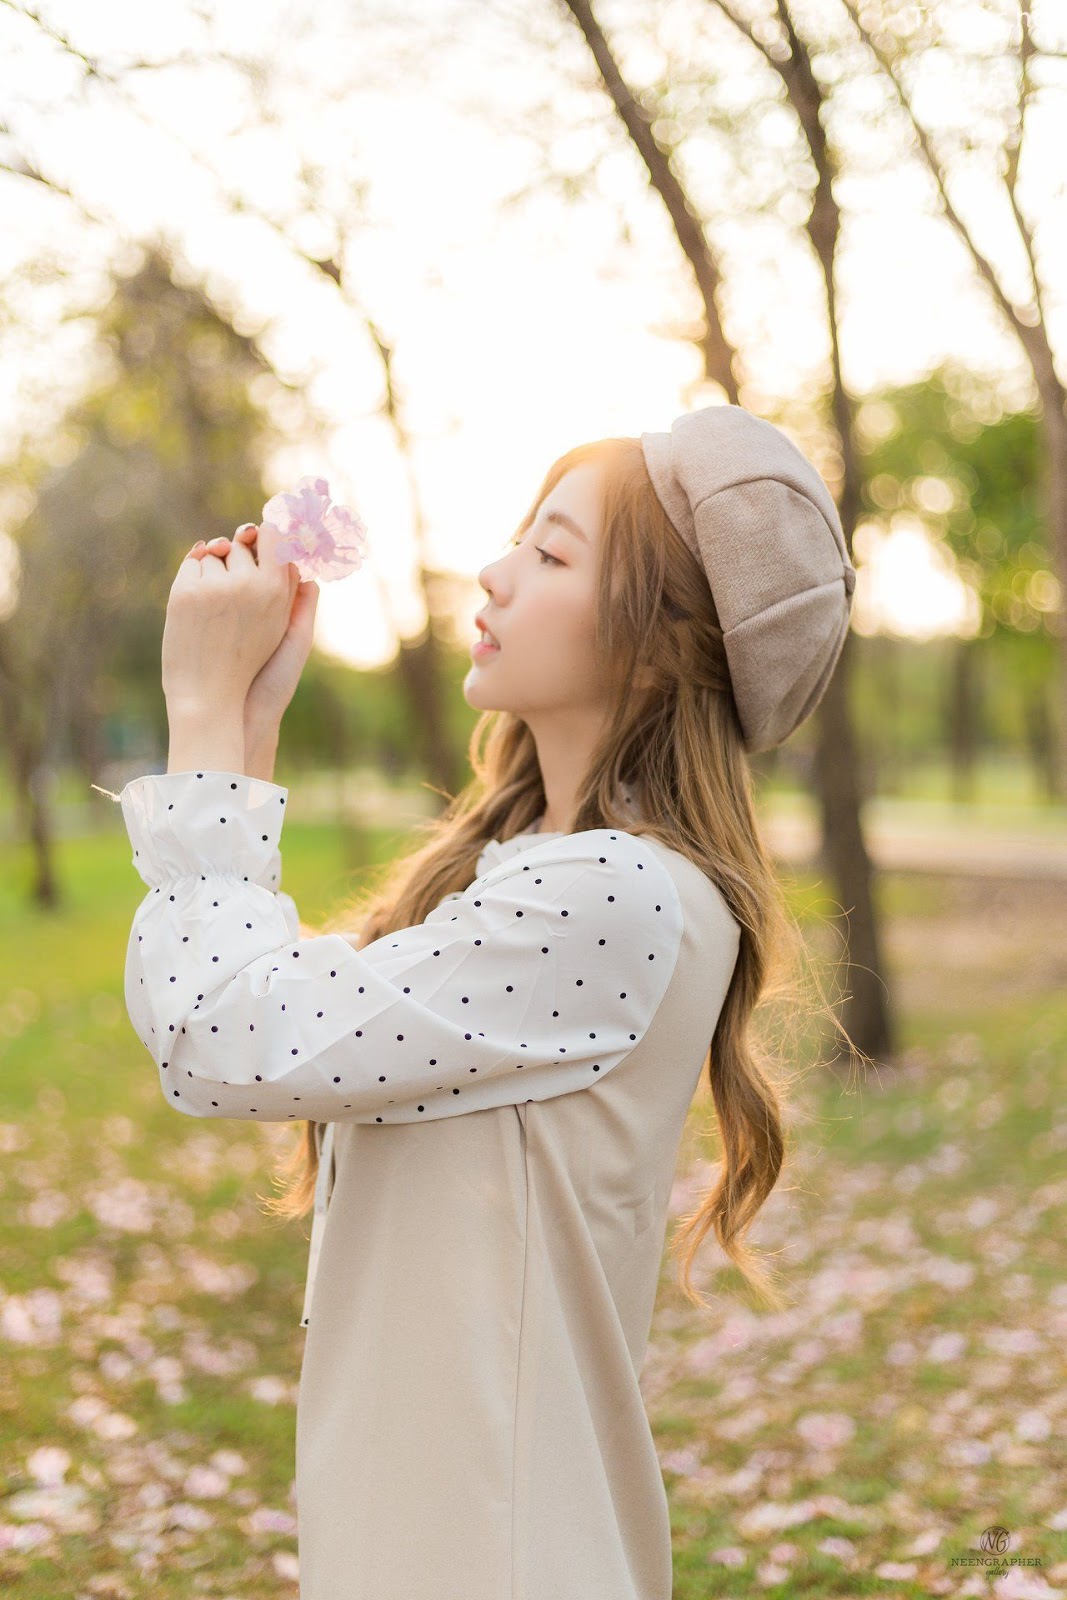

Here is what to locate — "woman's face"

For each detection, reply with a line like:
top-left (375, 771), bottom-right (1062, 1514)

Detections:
top-left (465, 463), bottom-right (612, 721)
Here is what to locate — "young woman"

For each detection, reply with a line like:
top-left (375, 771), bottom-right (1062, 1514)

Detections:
top-left (114, 404), bottom-right (858, 1600)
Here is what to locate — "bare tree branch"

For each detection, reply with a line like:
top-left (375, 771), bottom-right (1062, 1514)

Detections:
top-left (838, 0), bottom-right (1045, 349)
top-left (0, 0), bottom-right (469, 796)
top-left (1003, 0), bottom-right (1050, 339)
top-left (559, 0), bottom-right (740, 399)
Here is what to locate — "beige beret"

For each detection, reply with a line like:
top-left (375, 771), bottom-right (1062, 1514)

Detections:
top-left (640, 404), bottom-right (857, 753)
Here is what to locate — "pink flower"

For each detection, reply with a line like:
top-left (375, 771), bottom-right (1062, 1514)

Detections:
top-left (255, 475), bottom-right (368, 583)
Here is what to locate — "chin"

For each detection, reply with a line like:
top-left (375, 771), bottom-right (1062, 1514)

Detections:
top-left (462, 670), bottom-right (507, 712)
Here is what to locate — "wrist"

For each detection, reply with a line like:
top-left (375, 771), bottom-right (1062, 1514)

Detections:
top-left (244, 700), bottom-right (279, 771)
top-left (166, 703), bottom-right (246, 776)
top-left (245, 729), bottom-right (279, 783)
top-left (167, 696), bottom-right (246, 723)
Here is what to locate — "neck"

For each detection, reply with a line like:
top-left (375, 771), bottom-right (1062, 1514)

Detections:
top-left (527, 706), bottom-right (611, 834)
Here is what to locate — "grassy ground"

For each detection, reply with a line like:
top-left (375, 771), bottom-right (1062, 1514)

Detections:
top-left (0, 814), bottom-right (1064, 1598)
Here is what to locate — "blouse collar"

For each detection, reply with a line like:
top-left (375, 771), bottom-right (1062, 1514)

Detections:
top-left (474, 824), bottom-right (564, 878)
top-left (474, 785), bottom-right (641, 878)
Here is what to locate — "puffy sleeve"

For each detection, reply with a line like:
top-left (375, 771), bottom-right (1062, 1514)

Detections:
top-left (252, 841), bottom-right (299, 937)
top-left (117, 769), bottom-right (686, 1125)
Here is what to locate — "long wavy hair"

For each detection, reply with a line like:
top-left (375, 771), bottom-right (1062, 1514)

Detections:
top-left (259, 433), bottom-right (862, 1314)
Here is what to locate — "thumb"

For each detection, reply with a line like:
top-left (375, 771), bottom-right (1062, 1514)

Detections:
top-left (291, 579), bottom-right (319, 636)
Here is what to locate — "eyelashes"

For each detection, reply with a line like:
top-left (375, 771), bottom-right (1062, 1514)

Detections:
top-left (507, 532), bottom-right (562, 566)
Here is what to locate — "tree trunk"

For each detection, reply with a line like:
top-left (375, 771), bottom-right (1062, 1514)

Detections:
top-left (26, 759), bottom-right (60, 908)
top-left (1039, 400), bottom-right (1067, 801)
top-left (811, 630), bottom-right (895, 1065)
top-left (1024, 685), bottom-right (1057, 804)
top-left (393, 624), bottom-right (467, 804)
top-left (4, 743), bottom-right (60, 909)
top-left (948, 637), bottom-right (979, 805)
top-left (67, 675), bottom-right (109, 805)
top-left (0, 627), bottom-right (61, 908)
top-left (879, 635), bottom-right (901, 797)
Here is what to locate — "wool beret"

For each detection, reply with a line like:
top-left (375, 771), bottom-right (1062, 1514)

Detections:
top-left (640, 404), bottom-right (857, 753)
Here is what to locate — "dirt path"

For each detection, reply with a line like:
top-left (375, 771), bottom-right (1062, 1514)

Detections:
top-left (757, 802), bottom-right (1067, 882)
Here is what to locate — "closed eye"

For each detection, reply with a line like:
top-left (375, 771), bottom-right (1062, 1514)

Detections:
top-left (508, 531), bottom-right (562, 566)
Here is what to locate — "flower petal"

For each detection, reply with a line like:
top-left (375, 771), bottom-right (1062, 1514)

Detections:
top-left (261, 479), bottom-right (368, 581)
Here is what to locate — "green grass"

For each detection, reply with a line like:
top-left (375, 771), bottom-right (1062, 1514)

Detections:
top-left (1, 816), bottom-right (1064, 1596)
top-left (756, 747), bottom-right (1065, 815)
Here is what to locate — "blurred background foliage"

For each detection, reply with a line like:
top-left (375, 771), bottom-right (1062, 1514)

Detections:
top-left (0, 253), bottom-right (1061, 846)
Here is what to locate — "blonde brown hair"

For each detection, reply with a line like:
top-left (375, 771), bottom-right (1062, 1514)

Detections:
top-left (259, 434), bottom-right (861, 1313)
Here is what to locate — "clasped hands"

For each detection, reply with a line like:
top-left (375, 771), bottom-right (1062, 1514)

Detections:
top-left (164, 521), bottom-right (319, 742)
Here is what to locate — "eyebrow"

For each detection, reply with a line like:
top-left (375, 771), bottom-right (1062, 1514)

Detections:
top-left (541, 509), bottom-right (589, 545)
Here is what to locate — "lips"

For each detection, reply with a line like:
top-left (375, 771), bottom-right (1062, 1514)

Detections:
top-left (475, 618), bottom-right (501, 647)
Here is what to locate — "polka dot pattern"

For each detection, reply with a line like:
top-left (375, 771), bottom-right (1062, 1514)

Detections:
top-left (121, 767), bottom-right (286, 888)
top-left (116, 770), bottom-right (685, 1128)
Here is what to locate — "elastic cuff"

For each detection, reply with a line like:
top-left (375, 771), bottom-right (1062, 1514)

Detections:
top-left (118, 769), bottom-right (290, 887)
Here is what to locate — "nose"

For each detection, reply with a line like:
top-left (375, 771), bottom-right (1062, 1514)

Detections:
top-left (477, 552), bottom-right (505, 594)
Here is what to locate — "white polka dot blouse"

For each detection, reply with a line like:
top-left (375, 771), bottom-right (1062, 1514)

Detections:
top-left (116, 769), bottom-right (685, 1128)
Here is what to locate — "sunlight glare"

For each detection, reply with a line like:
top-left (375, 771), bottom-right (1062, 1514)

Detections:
top-left (851, 520), bottom-right (981, 640)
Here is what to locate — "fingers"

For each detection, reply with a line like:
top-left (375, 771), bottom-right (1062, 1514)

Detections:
top-left (187, 537), bottom-right (231, 562)
top-left (182, 539), bottom-right (217, 572)
top-left (252, 516), bottom-right (295, 580)
top-left (224, 527), bottom-right (259, 575)
top-left (184, 526), bottom-right (283, 583)
top-left (185, 535), bottom-right (250, 571)
top-left (229, 523), bottom-right (289, 589)
top-left (233, 523), bottom-right (260, 563)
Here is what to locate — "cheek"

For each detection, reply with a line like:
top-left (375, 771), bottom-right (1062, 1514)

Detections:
top-left (563, 588), bottom-right (598, 649)
top-left (527, 587), bottom-right (594, 657)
